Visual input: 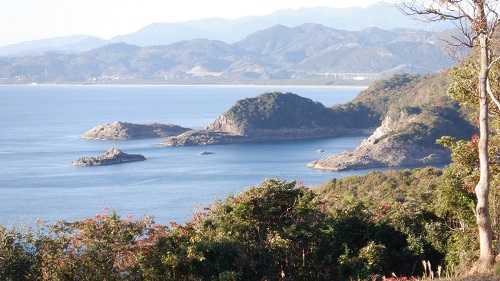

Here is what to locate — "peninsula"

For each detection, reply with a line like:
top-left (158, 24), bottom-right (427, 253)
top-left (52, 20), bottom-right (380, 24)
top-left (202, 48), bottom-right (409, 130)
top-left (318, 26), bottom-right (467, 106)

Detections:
top-left (308, 74), bottom-right (476, 171)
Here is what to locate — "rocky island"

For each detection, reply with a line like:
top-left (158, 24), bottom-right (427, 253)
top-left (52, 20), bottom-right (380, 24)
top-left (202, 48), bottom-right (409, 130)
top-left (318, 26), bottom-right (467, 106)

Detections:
top-left (70, 148), bottom-right (146, 166)
top-left (82, 121), bottom-right (192, 140)
top-left (157, 92), bottom-right (364, 146)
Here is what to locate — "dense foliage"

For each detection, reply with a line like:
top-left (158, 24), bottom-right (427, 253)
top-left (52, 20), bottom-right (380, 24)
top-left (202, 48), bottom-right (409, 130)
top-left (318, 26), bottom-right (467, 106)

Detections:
top-left (439, 52), bottom-right (500, 271)
top-left (224, 92), bottom-right (343, 130)
top-left (2, 170), bottom-right (494, 280)
top-left (348, 73), bottom-right (454, 117)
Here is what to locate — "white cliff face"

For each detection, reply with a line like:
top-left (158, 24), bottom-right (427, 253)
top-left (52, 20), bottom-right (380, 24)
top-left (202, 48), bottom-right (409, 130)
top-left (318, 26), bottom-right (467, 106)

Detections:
top-left (361, 115), bottom-right (395, 146)
top-left (361, 111), bottom-right (416, 146)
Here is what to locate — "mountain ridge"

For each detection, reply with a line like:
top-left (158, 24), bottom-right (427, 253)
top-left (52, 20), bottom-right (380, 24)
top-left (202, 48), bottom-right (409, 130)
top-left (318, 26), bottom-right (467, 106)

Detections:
top-left (0, 3), bottom-right (454, 57)
top-left (0, 24), bottom-right (460, 85)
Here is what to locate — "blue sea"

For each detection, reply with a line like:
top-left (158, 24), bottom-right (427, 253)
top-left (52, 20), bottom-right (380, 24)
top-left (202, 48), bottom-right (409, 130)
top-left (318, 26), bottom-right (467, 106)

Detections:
top-left (0, 85), bottom-right (387, 225)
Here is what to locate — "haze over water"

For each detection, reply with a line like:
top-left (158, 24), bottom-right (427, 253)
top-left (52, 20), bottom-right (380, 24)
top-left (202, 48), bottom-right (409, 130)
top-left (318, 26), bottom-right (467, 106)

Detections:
top-left (0, 85), bottom-right (384, 225)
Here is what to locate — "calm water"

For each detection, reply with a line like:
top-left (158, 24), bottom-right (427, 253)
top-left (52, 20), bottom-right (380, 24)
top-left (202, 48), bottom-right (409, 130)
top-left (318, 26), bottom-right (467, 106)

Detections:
top-left (0, 85), bottom-right (384, 225)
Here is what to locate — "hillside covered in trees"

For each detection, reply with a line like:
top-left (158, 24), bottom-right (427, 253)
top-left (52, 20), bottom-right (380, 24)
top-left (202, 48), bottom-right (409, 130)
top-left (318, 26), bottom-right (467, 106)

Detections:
top-left (158, 91), bottom-right (369, 146)
top-left (1, 166), bottom-right (493, 280)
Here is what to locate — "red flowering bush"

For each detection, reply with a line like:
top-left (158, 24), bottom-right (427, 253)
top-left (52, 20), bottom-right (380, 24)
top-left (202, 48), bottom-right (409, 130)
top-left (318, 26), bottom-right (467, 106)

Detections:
top-left (36, 210), bottom-right (153, 280)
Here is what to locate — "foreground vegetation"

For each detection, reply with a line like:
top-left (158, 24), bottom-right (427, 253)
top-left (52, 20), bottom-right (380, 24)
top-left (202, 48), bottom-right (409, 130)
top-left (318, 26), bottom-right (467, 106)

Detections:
top-left (1, 159), bottom-right (499, 280)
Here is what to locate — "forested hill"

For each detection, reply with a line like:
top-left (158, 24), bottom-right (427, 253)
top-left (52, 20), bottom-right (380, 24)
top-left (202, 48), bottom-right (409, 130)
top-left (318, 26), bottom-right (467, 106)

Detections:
top-left (349, 73), bottom-right (454, 117)
top-left (222, 92), bottom-right (342, 131)
top-left (332, 73), bottom-right (470, 132)
top-left (309, 72), bottom-right (476, 171)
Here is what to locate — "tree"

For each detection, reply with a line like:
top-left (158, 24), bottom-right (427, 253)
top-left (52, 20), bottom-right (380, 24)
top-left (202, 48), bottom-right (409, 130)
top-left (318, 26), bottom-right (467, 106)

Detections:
top-left (398, 0), bottom-right (500, 272)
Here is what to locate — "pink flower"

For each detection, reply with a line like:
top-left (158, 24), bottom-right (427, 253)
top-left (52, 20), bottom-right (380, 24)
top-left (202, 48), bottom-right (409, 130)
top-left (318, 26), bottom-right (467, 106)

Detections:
top-left (102, 213), bottom-right (109, 219)
top-left (95, 214), bottom-right (101, 219)
top-left (296, 180), bottom-right (304, 186)
top-left (381, 205), bottom-right (391, 211)
top-left (127, 214), bottom-right (133, 219)
top-left (103, 206), bottom-right (110, 211)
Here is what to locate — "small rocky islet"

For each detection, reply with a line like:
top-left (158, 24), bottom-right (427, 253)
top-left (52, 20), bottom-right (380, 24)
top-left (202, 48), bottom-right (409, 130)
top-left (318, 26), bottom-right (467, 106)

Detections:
top-left (70, 148), bottom-right (146, 166)
top-left (81, 121), bottom-right (192, 140)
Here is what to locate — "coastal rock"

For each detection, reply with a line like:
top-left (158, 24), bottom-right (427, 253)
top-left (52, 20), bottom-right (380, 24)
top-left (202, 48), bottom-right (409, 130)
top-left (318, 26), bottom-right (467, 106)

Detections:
top-left (307, 108), bottom-right (465, 171)
top-left (82, 121), bottom-right (192, 140)
top-left (197, 151), bottom-right (214, 155)
top-left (70, 148), bottom-right (146, 166)
top-left (307, 140), bottom-right (450, 171)
top-left (157, 92), bottom-right (363, 146)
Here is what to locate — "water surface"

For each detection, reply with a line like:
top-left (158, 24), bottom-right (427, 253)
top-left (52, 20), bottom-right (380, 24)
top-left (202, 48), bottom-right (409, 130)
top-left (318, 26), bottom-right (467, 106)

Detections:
top-left (0, 85), bottom-right (385, 225)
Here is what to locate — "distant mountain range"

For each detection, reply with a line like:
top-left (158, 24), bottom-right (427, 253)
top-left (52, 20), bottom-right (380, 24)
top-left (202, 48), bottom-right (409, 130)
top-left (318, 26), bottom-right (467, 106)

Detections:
top-left (0, 24), bottom-right (460, 85)
top-left (0, 3), bottom-right (454, 57)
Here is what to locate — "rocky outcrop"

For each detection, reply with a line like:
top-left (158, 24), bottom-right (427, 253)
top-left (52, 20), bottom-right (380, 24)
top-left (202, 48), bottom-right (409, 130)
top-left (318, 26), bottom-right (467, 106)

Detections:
top-left (82, 121), bottom-right (192, 140)
top-left (159, 126), bottom-right (360, 146)
top-left (70, 148), bottom-right (146, 166)
top-left (197, 151), bottom-right (214, 155)
top-left (158, 131), bottom-right (246, 146)
top-left (157, 92), bottom-right (363, 146)
top-left (307, 140), bottom-right (450, 171)
top-left (307, 108), bottom-right (469, 171)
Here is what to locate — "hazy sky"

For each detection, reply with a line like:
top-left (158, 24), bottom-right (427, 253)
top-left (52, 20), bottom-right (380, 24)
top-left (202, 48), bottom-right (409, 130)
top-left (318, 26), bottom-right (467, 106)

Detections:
top-left (2, 0), bottom-right (394, 47)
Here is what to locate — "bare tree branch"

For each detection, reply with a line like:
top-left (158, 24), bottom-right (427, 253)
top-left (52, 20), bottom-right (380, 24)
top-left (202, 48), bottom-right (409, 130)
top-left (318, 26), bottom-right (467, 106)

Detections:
top-left (487, 77), bottom-right (500, 111)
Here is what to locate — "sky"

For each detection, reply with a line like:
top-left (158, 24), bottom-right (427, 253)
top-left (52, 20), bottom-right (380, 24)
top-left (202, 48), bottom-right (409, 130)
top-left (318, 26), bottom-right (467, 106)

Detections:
top-left (1, 0), bottom-right (393, 47)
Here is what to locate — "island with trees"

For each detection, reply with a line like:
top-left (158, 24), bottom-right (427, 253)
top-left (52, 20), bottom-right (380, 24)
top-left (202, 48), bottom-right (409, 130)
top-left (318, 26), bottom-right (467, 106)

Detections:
top-left (157, 91), bottom-right (367, 146)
